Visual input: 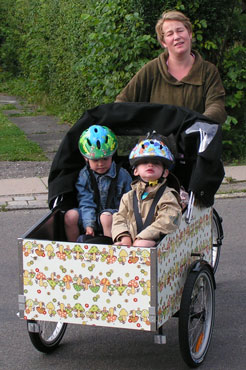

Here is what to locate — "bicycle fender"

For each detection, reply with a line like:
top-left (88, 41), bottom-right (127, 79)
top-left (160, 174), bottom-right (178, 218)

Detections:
top-left (189, 260), bottom-right (216, 289)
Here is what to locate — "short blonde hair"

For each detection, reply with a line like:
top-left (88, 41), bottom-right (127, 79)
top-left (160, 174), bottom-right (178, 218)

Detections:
top-left (155, 10), bottom-right (192, 47)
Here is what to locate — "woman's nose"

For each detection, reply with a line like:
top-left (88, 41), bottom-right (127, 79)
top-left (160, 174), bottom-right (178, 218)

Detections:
top-left (173, 32), bottom-right (180, 40)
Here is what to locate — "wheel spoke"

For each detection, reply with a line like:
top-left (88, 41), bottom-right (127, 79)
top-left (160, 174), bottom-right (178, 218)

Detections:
top-left (39, 321), bottom-right (64, 342)
top-left (188, 312), bottom-right (206, 352)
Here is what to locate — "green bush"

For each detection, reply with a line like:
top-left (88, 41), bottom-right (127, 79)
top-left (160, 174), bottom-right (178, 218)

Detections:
top-left (0, 0), bottom-right (92, 121)
top-left (221, 45), bottom-right (246, 161)
top-left (17, 0), bottom-right (92, 121)
top-left (0, 0), bottom-right (23, 73)
top-left (78, 0), bottom-right (157, 106)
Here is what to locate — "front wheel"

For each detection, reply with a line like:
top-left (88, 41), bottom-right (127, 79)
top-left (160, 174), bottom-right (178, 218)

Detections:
top-left (27, 320), bottom-right (67, 353)
top-left (179, 265), bottom-right (215, 367)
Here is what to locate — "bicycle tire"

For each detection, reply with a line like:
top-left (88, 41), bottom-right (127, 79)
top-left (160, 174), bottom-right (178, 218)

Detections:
top-left (27, 320), bottom-right (67, 353)
top-left (212, 208), bottom-right (223, 273)
top-left (179, 265), bottom-right (215, 367)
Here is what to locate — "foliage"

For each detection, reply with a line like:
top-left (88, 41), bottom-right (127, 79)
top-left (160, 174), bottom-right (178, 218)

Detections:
top-left (78, 0), bottom-right (157, 105)
top-left (128, 0), bottom-right (167, 37)
top-left (0, 0), bottom-right (92, 121)
top-left (0, 0), bottom-right (23, 73)
top-left (0, 106), bottom-right (47, 161)
top-left (223, 46), bottom-right (246, 112)
top-left (221, 44), bottom-right (246, 161)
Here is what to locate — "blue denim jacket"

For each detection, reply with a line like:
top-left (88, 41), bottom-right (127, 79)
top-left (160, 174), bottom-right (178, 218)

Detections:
top-left (76, 161), bottom-right (132, 230)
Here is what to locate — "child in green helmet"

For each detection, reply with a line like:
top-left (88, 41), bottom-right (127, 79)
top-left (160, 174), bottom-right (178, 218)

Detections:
top-left (112, 133), bottom-right (182, 247)
top-left (64, 125), bottom-right (132, 241)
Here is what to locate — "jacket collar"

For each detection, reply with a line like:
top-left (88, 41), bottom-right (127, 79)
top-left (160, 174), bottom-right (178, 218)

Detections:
top-left (157, 49), bottom-right (204, 86)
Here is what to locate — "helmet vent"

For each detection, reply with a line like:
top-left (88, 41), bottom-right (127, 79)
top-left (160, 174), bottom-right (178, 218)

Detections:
top-left (79, 125), bottom-right (118, 159)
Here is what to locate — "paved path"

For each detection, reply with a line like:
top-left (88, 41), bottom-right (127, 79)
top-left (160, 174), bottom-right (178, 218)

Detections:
top-left (0, 93), bottom-right (70, 160)
top-left (0, 93), bottom-right (68, 210)
top-left (0, 93), bottom-right (246, 210)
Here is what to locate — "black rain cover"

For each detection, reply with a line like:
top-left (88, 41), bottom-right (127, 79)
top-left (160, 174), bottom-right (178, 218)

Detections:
top-left (48, 103), bottom-right (224, 209)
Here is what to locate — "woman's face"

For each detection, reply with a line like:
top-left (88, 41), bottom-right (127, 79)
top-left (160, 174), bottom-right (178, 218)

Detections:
top-left (161, 20), bottom-right (192, 56)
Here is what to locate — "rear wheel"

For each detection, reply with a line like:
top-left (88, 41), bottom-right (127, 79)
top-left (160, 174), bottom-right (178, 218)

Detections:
top-left (179, 265), bottom-right (215, 367)
top-left (212, 208), bottom-right (223, 273)
top-left (27, 320), bottom-right (67, 353)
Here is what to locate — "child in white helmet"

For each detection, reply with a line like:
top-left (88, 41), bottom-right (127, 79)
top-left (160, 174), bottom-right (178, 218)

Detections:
top-left (112, 132), bottom-right (182, 247)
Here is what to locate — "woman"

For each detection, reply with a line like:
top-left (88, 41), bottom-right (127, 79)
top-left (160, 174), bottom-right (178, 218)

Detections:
top-left (115, 10), bottom-right (227, 124)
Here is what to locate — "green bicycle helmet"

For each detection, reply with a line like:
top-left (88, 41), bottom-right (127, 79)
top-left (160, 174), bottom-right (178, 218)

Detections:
top-left (129, 132), bottom-right (174, 168)
top-left (79, 125), bottom-right (118, 159)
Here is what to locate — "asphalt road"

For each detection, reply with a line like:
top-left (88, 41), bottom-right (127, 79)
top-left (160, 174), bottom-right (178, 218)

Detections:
top-left (0, 198), bottom-right (246, 370)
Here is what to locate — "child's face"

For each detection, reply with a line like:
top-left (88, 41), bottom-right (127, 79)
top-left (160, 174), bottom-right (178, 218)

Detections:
top-left (134, 159), bottom-right (169, 182)
top-left (87, 156), bottom-right (112, 174)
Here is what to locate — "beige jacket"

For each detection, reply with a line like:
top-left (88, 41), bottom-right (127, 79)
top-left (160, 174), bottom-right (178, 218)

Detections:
top-left (116, 50), bottom-right (227, 124)
top-left (112, 180), bottom-right (182, 243)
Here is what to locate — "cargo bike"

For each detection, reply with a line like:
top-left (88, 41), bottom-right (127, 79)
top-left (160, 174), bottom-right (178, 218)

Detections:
top-left (18, 103), bottom-right (224, 367)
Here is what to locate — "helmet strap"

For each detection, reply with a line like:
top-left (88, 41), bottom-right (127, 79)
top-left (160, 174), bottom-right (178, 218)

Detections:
top-left (141, 177), bottom-right (164, 187)
top-left (148, 179), bottom-right (159, 186)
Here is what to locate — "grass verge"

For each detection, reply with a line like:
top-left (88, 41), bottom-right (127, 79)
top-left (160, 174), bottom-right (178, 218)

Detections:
top-left (0, 74), bottom-right (77, 123)
top-left (0, 105), bottom-right (48, 161)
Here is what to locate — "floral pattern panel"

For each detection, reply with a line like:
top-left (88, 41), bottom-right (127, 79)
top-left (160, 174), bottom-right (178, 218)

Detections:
top-left (20, 205), bottom-right (212, 332)
top-left (156, 205), bottom-right (212, 328)
top-left (21, 241), bottom-right (153, 331)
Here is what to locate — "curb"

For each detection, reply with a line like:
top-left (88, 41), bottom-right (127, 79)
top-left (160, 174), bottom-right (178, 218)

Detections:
top-left (215, 192), bottom-right (246, 200)
top-left (0, 190), bottom-right (245, 211)
top-left (0, 193), bottom-right (48, 211)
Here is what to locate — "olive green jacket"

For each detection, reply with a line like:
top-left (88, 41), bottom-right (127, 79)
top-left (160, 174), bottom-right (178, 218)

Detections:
top-left (112, 180), bottom-right (182, 243)
top-left (116, 50), bottom-right (227, 124)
